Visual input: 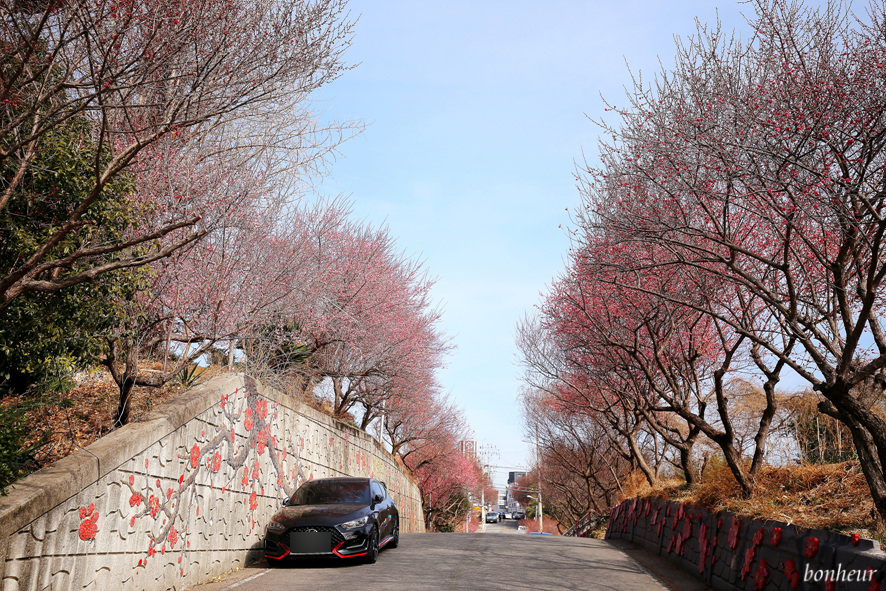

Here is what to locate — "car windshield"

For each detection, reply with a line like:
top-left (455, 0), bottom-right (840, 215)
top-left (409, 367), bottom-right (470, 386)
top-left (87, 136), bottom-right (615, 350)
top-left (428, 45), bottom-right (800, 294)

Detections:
top-left (291, 481), bottom-right (370, 505)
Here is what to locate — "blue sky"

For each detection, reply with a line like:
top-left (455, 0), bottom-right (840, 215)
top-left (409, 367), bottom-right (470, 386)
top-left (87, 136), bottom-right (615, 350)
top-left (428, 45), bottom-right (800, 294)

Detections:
top-left (314, 0), bottom-right (821, 490)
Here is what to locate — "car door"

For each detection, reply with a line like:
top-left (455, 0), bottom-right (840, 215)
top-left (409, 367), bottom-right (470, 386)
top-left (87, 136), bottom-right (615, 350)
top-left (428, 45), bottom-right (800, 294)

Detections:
top-left (379, 481), bottom-right (395, 535)
top-left (371, 481), bottom-right (391, 537)
top-left (383, 481), bottom-right (398, 529)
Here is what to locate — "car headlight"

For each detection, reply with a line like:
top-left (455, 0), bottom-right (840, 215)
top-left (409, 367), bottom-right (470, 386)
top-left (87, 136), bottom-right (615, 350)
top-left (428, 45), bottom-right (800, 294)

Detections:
top-left (266, 520), bottom-right (286, 533)
top-left (338, 516), bottom-right (369, 530)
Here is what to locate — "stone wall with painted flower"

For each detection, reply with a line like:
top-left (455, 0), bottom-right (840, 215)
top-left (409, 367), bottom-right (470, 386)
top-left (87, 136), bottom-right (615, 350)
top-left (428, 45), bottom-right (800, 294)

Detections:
top-left (605, 497), bottom-right (886, 591)
top-left (0, 374), bottom-right (424, 591)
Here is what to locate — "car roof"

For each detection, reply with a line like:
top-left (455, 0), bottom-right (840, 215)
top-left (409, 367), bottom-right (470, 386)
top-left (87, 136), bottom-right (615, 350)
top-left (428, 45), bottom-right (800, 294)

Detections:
top-left (303, 477), bottom-right (372, 484)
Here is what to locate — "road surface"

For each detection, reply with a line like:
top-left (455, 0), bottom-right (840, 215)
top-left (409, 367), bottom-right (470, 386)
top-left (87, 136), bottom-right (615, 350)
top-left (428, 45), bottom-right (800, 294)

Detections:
top-left (481, 517), bottom-right (521, 534)
top-left (191, 531), bottom-right (670, 591)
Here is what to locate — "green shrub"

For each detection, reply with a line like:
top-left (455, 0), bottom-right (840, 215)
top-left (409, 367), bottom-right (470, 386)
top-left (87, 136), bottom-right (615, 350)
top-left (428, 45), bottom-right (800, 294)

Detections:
top-left (0, 400), bottom-right (47, 494)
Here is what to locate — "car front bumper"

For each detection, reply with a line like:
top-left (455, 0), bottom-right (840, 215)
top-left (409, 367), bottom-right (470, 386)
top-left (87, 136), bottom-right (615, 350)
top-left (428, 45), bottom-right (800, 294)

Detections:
top-left (265, 525), bottom-right (373, 561)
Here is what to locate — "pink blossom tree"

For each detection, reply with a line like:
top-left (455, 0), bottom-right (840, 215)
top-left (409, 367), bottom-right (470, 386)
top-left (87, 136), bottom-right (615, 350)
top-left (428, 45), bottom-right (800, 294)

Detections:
top-left (1, 0), bottom-right (354, 308)
top-left (575, 0), bottom-right (886, 514)
top-left (521, 387), bottom-right (630, 517)
top-left (269, 216), bottom-right (450, 426)
top-left (404, 426), bottom-right (486, 532)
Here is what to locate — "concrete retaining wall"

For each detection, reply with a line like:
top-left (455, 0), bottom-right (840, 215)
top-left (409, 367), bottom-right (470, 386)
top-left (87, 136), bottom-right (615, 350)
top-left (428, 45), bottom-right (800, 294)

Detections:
top-left (606, 497), bottom-right (886, 591)
top-left (0, 374), bottom-right (424, 591)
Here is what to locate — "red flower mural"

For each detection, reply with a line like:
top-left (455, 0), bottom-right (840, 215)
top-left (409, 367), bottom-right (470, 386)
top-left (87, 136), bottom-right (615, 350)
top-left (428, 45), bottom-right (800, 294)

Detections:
top-left (149, 495), bottom-right (160, 518)
top-left (741, 545), bottom-right (757, 580)
top-left (168, 526), bottom-right (178, 547)
top-left (783, 559), bottom-right (801, 590)
top-left (257, 398), bottom-right (268, 421)
top-left (728, 517), bottom-right (741, 550)
top-left (115, 379), bottom-right (318, 575)
top-left (868, 570), bottom-right (880, 591)
top-left (698, 522), bottom-right (709, 574)
top-left (189, 444), bottom-right (201, 468)
top-left (770, 527), bottom-right (782, 546)
top-left (804, 536), bottom-right (819, 559)
top-left (753, 559), bottom-right (769, 591)
top-left (256, 429), bottom-right (267, 455)
top-left (78, 505), bottom-right (99, 541)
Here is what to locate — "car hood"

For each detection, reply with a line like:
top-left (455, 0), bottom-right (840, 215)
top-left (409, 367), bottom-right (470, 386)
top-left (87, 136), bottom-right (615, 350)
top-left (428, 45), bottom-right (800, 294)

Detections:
top-left (273, 504), bottom-right (367, 526)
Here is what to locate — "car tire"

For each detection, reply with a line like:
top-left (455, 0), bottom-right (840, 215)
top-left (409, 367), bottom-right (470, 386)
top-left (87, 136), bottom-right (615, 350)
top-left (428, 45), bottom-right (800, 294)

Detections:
top-left (364, 527), bottom-right (379, 564)
top-left (389, 519), bottom-right (399, 548)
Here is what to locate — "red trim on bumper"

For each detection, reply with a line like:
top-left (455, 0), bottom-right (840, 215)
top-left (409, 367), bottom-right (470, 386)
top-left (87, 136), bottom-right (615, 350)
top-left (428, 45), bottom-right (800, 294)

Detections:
top-left (265, 545), bottom-right (291, 560)
top-left (332, 540), bottom-right (368, 558)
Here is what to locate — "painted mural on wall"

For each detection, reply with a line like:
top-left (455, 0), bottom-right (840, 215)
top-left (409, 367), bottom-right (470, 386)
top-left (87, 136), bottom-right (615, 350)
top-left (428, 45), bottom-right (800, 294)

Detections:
top-left (606, 497), bottom-right (886, 591)
top-left (1, 375), bottom-right (424, 591)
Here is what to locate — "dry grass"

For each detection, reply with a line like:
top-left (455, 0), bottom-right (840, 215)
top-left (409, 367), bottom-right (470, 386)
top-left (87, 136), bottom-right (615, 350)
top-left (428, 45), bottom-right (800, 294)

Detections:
top-left (1, 364), bottom-right (227, 472)
top-left (625, 460), bottom-right (886, 542)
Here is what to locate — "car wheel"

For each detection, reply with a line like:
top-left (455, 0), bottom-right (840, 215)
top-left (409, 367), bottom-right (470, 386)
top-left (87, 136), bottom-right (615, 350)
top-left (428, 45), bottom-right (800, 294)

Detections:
top-left (389, 519), bottom-right (399, 548)
top-left (364, 527), bottom-right (379, 564)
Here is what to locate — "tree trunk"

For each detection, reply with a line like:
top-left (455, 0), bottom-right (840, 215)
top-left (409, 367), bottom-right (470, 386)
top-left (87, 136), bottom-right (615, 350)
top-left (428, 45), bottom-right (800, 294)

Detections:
top-left (679, 445), bottom-right (695, 487)
top-left (819, 384), bottom-right (886, 523)
top-left (114, 376), bottom-right (136, 428)
top-left (718, 438), bottom-right (753, 498)
top-left (626, 429), bottom-right (657, 487)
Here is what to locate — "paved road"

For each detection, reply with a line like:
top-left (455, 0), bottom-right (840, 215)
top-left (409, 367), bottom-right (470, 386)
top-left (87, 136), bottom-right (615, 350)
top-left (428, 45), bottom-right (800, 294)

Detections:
top-left (192, 532), bottom-right (669, 591)
top-left (481, 517), bottom-right (521, 534)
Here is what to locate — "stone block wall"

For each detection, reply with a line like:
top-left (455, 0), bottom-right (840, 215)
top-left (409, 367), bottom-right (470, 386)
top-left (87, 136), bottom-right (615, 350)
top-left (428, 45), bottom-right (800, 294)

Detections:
top-left (606, 497), bottom-right (886, 591)
top-left (0, 374), bottom-right (424, 591)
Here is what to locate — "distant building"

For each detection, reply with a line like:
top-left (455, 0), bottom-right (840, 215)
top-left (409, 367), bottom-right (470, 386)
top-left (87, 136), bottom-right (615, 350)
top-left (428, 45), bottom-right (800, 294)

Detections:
top-left (505, 484), bottom-right (521, 512)
top-left (508, 471), bottom-right (527, 484)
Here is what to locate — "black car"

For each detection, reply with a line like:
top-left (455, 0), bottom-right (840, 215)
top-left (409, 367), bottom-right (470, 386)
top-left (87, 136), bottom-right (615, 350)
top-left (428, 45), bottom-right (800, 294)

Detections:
top-left (264, 477), bottom-right (399, 565)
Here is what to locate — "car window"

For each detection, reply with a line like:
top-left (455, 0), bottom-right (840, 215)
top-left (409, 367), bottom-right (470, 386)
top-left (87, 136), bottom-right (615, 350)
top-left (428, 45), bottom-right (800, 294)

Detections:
top-left (371, 481), bottom-right (385, 501)
top-left (291, 481), bottom-right (370, 505)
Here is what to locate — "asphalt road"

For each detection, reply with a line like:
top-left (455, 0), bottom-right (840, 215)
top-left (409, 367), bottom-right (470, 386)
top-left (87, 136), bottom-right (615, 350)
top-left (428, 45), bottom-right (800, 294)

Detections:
top-left (480, 517), bottom-right (522, 534)
top-left (191, 531), bottom-right (670, 591)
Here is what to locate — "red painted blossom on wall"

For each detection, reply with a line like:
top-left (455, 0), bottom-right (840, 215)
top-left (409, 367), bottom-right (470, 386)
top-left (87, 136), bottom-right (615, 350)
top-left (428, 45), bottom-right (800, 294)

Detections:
top-left (753, 559), bottom-right (769, 591)
top-left (728, 517), bottom-right (741, 549)
top-left (78, 504), bottom-right (99, 541)
top-left (804, 536), bottom-right (819, 559)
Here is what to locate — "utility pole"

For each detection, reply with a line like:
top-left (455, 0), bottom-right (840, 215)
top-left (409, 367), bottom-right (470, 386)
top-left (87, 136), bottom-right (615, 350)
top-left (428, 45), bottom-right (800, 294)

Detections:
top-left (536, 426), bottom-right (543, 532)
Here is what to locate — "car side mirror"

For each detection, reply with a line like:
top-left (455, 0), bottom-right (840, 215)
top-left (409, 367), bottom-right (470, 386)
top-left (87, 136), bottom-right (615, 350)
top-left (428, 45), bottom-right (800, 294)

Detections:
top-left (373, 494), bottom-right (384, 505)
top-left (282, 497), bottom-right (292, 506)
